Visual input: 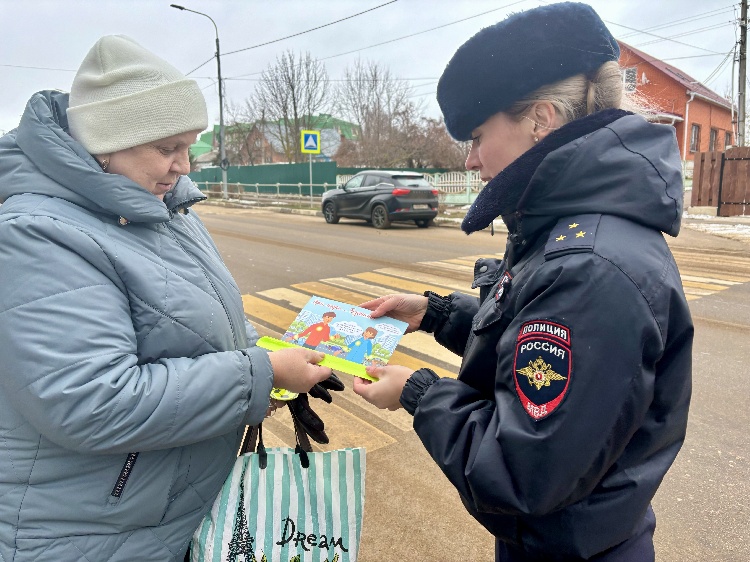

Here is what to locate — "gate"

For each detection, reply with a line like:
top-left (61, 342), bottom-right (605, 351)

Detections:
top-left (692, 147), bottom-right (750, 217)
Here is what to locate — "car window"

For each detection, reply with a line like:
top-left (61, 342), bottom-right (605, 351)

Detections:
top-left (361, 175), bottom-right (382, 187)
top-left (345, 175), bottom-right (365, 189)
top-left (393, 176), bottom-right (431, 187)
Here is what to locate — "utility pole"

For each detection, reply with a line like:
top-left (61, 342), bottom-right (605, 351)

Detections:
top-left (171, 4), bottom-right (228, 198)
top-left (739, 0), bottom-right (747, 146)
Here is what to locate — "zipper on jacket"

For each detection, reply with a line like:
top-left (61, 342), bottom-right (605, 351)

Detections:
top-left (111, 452), bottom-right (139, 498)
top-left (165, 224), bottom-right (239, 348)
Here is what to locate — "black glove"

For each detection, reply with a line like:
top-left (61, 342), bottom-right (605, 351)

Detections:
top-left (308, 373), bottom-right (345, 403)
top-left (288, 374), bottom-right (345, 445)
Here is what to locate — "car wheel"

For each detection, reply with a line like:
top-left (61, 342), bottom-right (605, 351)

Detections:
top-left (415, 219), bottom-right (430, 228)
top-left (323, 202), bottom-right (339, 224)
top-left (371, 204), bottom-right (391, 229)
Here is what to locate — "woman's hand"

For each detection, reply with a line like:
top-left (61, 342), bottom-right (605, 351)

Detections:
top-left (269, 348), bottom-right (332, 393)
top-left (352, 364), bottom-right (415, 410)
top-left (359, 294), bottom-right (428, 333)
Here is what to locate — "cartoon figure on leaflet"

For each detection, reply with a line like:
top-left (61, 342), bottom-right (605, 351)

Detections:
top-left (292, 311), bottom-right (337, 350)
top-left (345, 327), bottom-right (378, 364)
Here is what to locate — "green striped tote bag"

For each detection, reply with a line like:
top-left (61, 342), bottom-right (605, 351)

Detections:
top-left (192, 446), bottom-right (366, 562)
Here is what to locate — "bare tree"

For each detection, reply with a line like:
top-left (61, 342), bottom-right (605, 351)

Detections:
top-left (336, 59), bottom-right (422, 167)
top-left (252, 51), bottom-right (330, 163)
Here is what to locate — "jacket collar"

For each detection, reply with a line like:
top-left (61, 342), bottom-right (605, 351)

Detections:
top-left (461, 109), bottom-right (630, 235)
top-left (4, 90), bottom-right (204, 224)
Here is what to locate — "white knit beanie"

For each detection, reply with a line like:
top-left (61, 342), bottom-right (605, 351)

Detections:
top-left (67, 35), bottom-right (208, 155)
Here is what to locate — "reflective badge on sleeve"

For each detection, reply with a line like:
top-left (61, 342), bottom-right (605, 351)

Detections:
top-left (513, 320), bottom-right (572, 420)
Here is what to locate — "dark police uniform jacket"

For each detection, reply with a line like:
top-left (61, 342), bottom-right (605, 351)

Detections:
top-left (406, 114), bottom-right (693, 560)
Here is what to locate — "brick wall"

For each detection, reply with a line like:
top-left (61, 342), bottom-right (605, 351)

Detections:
top-left (619, 46), bottom-right (734, 162)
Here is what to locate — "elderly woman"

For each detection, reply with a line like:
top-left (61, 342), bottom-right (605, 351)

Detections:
top-left (353, 3), bottom-right (693, 561)
top-left (0, 35), bottom-right (335, 562)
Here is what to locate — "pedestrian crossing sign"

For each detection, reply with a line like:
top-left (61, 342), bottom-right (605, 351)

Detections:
top-left (300, 130), bottom-right (321, 154)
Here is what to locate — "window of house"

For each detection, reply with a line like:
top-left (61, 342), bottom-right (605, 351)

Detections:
top-left (709, 129), bottom-right (717, 152)
top-left (690, 124), bottom-right (701, 152)
top-left (622, 67), bottom-right (637, 92)
top-left (726, 131), bottom-right (732, 148)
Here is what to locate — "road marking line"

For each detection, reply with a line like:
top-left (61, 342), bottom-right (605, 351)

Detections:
top-left (351, 271), bottom-right (457, 295)
top-left (321, 277), bottom-right (394, 297)
top-left (292, 281), bottom-right (372, 304)
top-left (242, 295), bottom-right (297, 328)
top-left (258, 287), bottom-right (311, 308)
top-left (374, 267), bottom-right (475, 292)
top-left (680, 270), bottom-right (750, 283)
top-left (682, 281), bottom-right (734, 292)
top-left (418, 260), bottom-right (474, 274)
top-left (680, 274), bottom-right (740, 286)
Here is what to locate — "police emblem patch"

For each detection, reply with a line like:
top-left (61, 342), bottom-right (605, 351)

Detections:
top-left (513, 320), bottom-right (572, 420)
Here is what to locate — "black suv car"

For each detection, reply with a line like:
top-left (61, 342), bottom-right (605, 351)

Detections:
top-left (322, 171), bottom-right (439, 229)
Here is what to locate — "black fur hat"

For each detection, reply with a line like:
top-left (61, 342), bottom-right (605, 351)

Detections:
top-left (437, 2), bottom-right (619, 141)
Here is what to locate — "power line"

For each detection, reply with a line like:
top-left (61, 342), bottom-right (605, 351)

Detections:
top-left (186, 55), bottom-right (216, 77)
top-left (606, 19), bottom-right (725, 55)
top-left (227, 0), bottom-right (530, 80)
top-left (223, 0), bottom-right (398, 57)
top-left (219, 76), bottom-right (439, 82)
top-left (618, 5), bottom-right (735, 39)
top-left (635, 21), bottom-right (734, 49)
top-left (0, 64), bottom-right (75, 72)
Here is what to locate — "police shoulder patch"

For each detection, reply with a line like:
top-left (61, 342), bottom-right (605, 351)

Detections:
top-left (513, 320), bottom-right (572, 420)
top-left (544, 214), bottom-right (601, 260)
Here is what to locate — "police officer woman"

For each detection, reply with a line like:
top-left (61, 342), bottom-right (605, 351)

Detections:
top-left (352, 3), bottom-right (693, 561)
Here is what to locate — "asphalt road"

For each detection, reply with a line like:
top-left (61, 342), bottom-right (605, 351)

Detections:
top-left (198, 204), bottom-right (750, 562)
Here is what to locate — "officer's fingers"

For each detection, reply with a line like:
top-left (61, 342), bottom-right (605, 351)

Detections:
top-left (352, 376), bottom-right (374, 398)
top-left (365, 364), bottom-right (387, 380)
top-left (358, 296), bottom-right (386, 312)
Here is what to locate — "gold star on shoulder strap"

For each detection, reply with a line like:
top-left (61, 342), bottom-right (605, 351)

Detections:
top-left (568, 222), bottom-right (579, 229)
top-left (556, 235), bottom-right (566, 241)
top-left (576, 231), bottom-right (586, 238)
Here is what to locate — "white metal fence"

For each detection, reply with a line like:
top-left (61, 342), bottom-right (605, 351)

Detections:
top-left (194, 171), bottom-right (485, 206)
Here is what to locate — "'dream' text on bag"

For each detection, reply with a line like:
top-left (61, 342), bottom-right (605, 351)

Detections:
top-left (276, 517), bottom-right (348, 553)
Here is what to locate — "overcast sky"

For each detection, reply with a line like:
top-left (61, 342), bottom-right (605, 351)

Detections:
top-left (0, 0), bottom-right (737, 135)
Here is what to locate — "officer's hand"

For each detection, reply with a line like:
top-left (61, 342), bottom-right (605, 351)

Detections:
top-left (269, 348), bottom-right (332, 394)
top-left (358, 294), bottom-right (428, 333)
top-left (352, 364), bottom-right (414, 410)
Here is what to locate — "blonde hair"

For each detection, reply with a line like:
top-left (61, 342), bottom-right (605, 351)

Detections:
top-left (506, 61), bottom-right (652, 125)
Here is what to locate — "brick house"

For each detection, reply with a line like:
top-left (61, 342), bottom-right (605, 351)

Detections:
top-left (618, 42), bottom-right (734, 175)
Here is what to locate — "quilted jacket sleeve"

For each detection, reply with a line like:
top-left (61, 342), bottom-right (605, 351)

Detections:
top-left (0, 214), bottom-right (273, 454)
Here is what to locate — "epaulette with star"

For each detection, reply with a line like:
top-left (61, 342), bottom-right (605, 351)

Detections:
top-left (544, 214), bottom-right (602, 260)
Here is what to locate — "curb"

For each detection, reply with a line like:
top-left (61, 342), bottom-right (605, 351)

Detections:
top-left (201, 199), bottom-right (489, 230)
top-left (202, 199), bottom-right (750, 231)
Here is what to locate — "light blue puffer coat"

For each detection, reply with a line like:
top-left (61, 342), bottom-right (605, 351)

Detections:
top-left (0, 91), bottom-right (274, 561)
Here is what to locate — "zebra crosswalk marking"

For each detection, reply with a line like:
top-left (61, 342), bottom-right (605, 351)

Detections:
top-left (418, 260), bottom-right (475, 274)
top-left (321, 276), bottom-right (395, 297)
top-left (680, 271), bottom-right (748, 284)
top-left (292, 281), bottom-right (372, 304)
top-left (374, 267), bottom-right (476, 292)
top-left (351, 271), bottom-right (457, 295)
